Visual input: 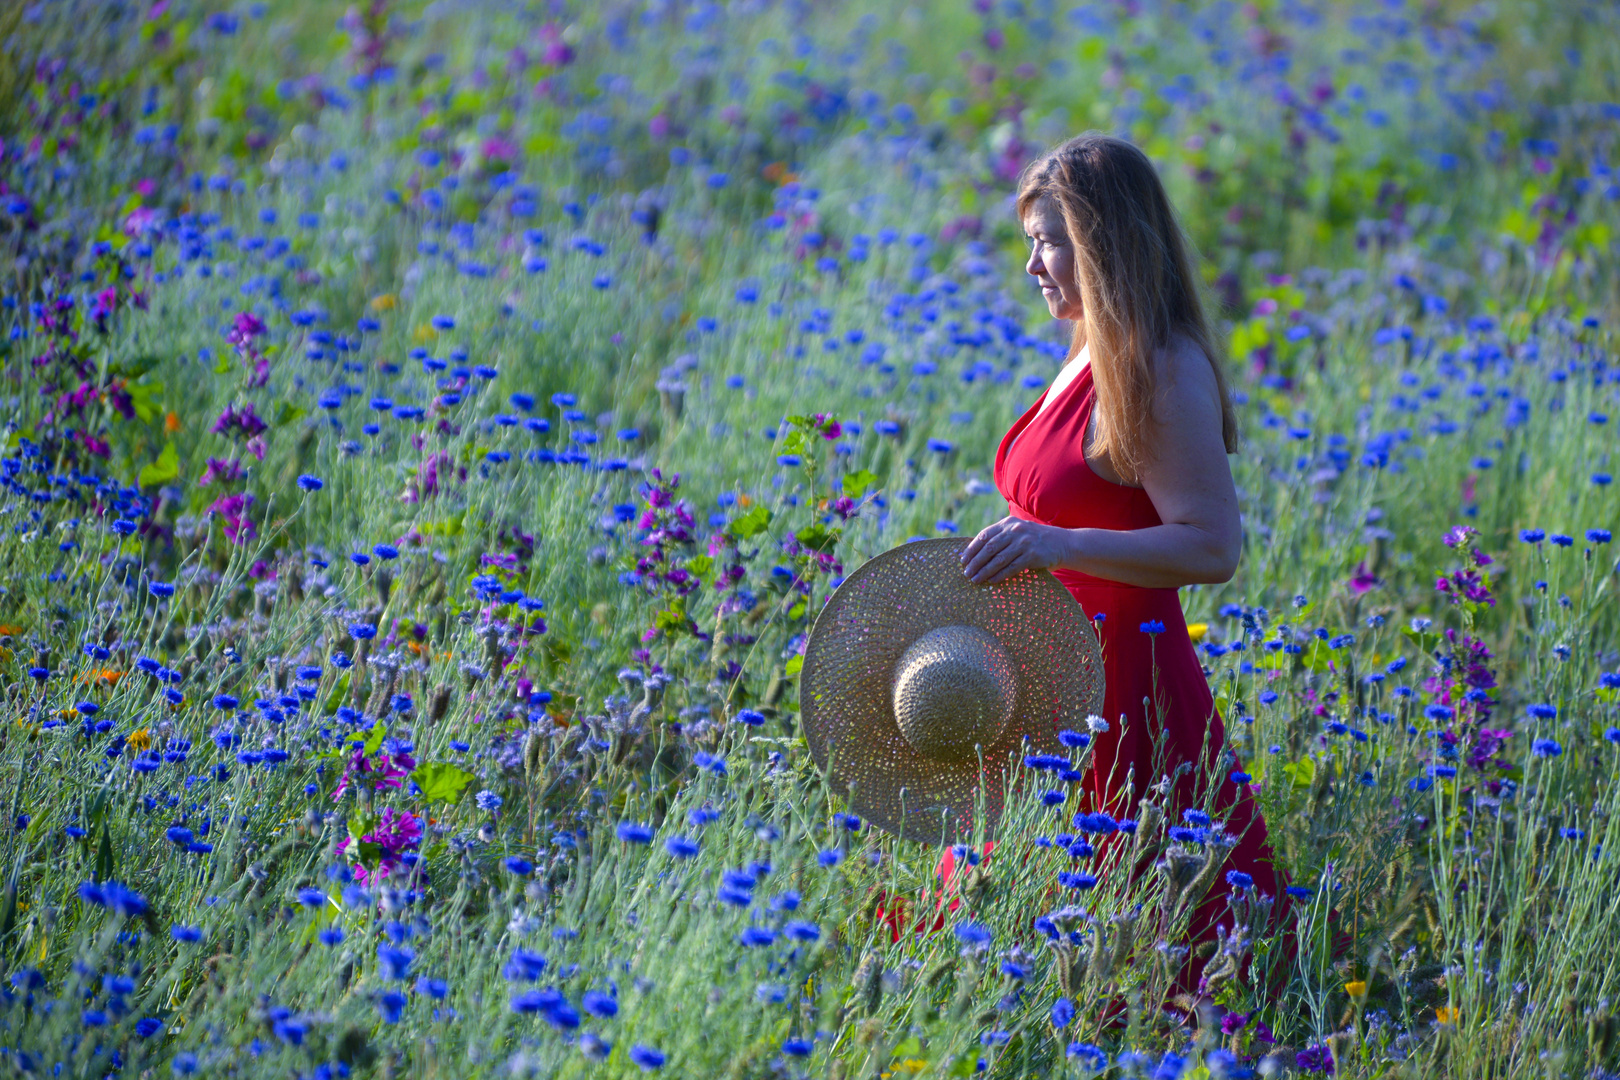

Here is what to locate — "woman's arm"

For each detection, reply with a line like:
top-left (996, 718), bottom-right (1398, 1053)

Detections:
top-left (1055, 341), bottom-right (1241, 588)
top-left (961, 339), bottom-right (1242, 590)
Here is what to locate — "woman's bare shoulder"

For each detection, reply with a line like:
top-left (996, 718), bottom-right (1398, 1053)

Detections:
top-left (1150, 333), bottom-right (1220, 414)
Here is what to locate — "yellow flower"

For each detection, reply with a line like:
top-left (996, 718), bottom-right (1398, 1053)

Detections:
top-left (1345, 980), bottom-right (1367, 998)
top-left (127, 728), bottom-right (152, 752)
top-left (369, 293), bottom-right (397, 311)
top-left (412, 322), bottom-right (437, 343)
top-left (1187, 622), bottom-right (1208, 642)
top-left (1436, 1006), bottom-right (1458, 1024)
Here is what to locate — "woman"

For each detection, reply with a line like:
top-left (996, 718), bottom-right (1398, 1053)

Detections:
top-left (956, 131), bottom-right (1287, 995)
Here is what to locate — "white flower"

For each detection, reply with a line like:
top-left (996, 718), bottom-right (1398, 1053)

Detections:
top-left (1085, 715), bottom-right (1110, 734)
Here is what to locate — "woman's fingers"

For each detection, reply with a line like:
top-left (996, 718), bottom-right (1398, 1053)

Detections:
top-left (967, 536), bottom-right (1024, 584)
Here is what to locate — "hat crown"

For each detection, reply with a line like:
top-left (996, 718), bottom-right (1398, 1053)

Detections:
top-left (890, 624), bottom-right (1018, 764)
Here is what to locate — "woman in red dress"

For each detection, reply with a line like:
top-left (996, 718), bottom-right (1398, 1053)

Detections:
top-left (955, 132), bottom-right (1289, 997)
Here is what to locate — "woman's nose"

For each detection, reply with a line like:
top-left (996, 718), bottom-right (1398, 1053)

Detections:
top-left (1025, 250), bottom-right (1041, 276)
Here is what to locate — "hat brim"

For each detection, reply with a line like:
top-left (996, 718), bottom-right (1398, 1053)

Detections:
top-left (799, 537), bottom-right (1104, 844)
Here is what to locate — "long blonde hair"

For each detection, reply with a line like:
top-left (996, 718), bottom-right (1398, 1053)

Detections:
top-left (1014, 132), bottom-right (1238, 485)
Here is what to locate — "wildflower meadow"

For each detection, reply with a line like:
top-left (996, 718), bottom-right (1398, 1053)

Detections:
top-left (2, 0), bottom-right (1620, 1076)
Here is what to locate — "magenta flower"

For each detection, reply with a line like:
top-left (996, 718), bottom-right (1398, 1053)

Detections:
top-left (1348, 560), bottom-right (1381, 595)
top-left (334, 807), bottom-right (423, 885)
top-left (225, 311), bottom-right (267, 348)
top-left (197, 457), bottom-right (244, 487)
top-left (211, 402), bottom-right (268, 440)
top-left (206, 492), bottom-right (256, 545)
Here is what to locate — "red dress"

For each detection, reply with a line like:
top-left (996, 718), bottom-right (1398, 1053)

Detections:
top-left (931, 355), bottom-right (1290, 993)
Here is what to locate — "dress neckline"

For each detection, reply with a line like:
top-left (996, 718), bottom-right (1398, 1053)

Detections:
top-left (1007, 354), bottom-right (1091, 460)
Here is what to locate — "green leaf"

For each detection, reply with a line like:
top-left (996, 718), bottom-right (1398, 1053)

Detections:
top-left (794, 523), bottom-right (841, 553)
top-left (1304, 639), bottom-right (1335, 673)
top-left (410, 761), bottom-right (476, 805)
top-left (95, 821), bottom-right (115, 884)
top-left (727, 505), bottom-right (772, 540)
top-left (126, 379), bottom-right (164, 423)
top-left (780, 430), bottom-right (807, 456)
top-left (686, 555), bottom-right (713, 581)
top-left (784, 655), bottom-right (804, 676)
top-left (137, 441), bottom-right (179, 486)
top-left (1281, 757), bottom-right (1317, 790)
top-left (348, 811), bottom-right (381, 843)
top-left (359, 720), bottom-right (387, 758)
top-left (841, 469), bottom-right (878, 498)
top-left (109, 353), bottom-right (162, 379)
top-left (1402, 628), bottom-right (1440, 655)
top-left (272, 400), bottom-right (306, 427)
top-left (654, 602), bottom-right (691, 634)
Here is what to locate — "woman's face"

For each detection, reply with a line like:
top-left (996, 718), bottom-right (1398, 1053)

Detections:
top-left (1022, 195), bottom-right (1084, 323)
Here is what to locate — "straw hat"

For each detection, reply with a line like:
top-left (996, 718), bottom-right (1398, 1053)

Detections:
top-left (799, 537), bottom-right (1105, 844)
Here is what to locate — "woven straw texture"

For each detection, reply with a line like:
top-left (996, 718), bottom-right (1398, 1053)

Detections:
top-left (800, 536), bottom-right (1104, 844)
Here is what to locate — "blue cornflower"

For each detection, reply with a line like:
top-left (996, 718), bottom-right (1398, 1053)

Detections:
top-left (348, 623), bottom-right (377, 641)
top-left (1527, 703), bottom-right (1557, 719)
top-left (735, 709), bottom-right (766, 726)
top-left (79, 880), bottom-right (148, 917)
top-left (503, 949), bottom-right (548, 982)
top-left (1285, 885), bottom-right (1312, 900)
top-left (377, 990), bottom-right (408, 1023)
top-left (376, 945), bottom-right (415, 980)
top-left (665, 835), bottom-right (700, 859)
top-left (295, 887), bottom-right (326, 907)
top-left (1226, 870), bottom-right (1254, 890)
top-left (1532, 738), bottom-right (1562, 758)
top-left (582, 990), bottom-right (619, 1018)
top-left (628, 1045), bottom-right (666, 1071)
top-left (953, 921), bottom-right (992, 946)
top-left (616, 821), bottom-right (654, 844)
top-left (739, 926), bottom-right (777, 947)
top-left (1067, 1043), bottom-right (1108, 1072)
top-left (476, 790), bottom-right (503, 813)
top-left (1520, 528), bottom-right (1545, 543)
top-left (503, 857), bottom-right (534, 876)
top-left (817, 848), bottom-right (844, 867)
top-left (171, 925), bottom-right (203, 943)
top-left (1588, 529), bottom-right (1612, 544)
top-left (1139, 619), bottom-right (1166, 634)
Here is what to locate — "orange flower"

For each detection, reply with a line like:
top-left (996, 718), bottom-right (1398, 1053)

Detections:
top-left (164, 411), bottom-right (181, 433)
top-left (79, 668), bottom-right (125, 687)
top-left (737, 493), bottom-right (753, 507)
top-left (0, 624), bottom-right (24, 636)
